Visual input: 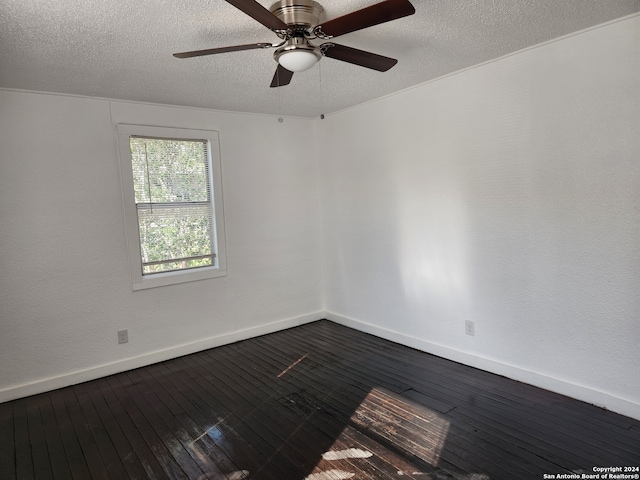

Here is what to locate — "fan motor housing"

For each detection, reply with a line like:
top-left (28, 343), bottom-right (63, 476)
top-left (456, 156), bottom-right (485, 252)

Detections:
top-left (269, 0), bottom-right (324, 28)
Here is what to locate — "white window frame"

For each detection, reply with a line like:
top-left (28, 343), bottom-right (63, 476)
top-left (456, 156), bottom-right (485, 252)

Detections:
top-left (117, 124), bottom-right (227, 290)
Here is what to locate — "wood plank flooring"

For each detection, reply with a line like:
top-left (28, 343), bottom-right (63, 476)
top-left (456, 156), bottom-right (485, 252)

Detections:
top-left (1, 320), bottom-right (639, 479)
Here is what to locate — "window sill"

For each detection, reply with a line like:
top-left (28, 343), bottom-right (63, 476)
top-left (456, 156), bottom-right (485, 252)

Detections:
top-left (131, 266), bottom-right (227, 291)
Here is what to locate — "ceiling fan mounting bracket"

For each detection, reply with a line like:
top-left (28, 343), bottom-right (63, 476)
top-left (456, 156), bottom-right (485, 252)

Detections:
top-left (269, 0), bottom-right (324, 30)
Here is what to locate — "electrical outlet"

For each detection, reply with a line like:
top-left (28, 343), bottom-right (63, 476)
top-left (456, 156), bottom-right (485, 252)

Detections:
top-left (117, 329), bottom-right (129, 344)
top-left (465, 320), bottom-right (475, 336)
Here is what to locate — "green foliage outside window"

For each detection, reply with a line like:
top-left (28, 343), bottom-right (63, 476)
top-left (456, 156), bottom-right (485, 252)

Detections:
top-left (129, 137), bottom-right (215, 274)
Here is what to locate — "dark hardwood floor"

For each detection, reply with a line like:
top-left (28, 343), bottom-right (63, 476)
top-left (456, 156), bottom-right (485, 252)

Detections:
top-left (2, 320), bottom-right (639, 479)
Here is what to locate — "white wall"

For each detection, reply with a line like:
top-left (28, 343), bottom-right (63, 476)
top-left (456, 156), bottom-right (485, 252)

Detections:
top-left (318, 15), bottom-right (640, 419)
top-left (1, 14), bottom-right (639, 421)
top-left (0, 92), bottom-right (323, 400)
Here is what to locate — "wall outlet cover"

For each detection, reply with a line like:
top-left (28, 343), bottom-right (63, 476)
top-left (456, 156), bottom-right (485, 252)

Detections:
top-left (117, 329), bottom-right (129, 344)
top-left (465, 320), bottom-right (475, 336)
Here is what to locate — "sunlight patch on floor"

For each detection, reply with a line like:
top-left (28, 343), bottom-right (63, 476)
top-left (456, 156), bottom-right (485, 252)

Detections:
top-left (304, 470), bottom-right (355, 480)
top-left (306, 387), bottom-right (452, 479)
top-left (351, 387), bottom-right (451, 467)
top-left (322, 448), bottom-right (373, 461)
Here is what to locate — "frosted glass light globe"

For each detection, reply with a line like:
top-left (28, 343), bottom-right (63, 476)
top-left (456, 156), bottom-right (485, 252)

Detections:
top-left (277, 50), bottom-right (319, 72)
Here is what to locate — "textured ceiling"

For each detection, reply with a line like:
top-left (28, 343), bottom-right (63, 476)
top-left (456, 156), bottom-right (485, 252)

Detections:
top-left (1, 0), bottom-right (639, 117)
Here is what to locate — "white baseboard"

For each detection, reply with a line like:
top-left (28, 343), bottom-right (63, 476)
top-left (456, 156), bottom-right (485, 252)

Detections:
top-left (4, 310), bottom-right (639, 422)
top-left (325, 311), bottom-right (640, 422)
top-left (0, 311), bottom-right (322, 403)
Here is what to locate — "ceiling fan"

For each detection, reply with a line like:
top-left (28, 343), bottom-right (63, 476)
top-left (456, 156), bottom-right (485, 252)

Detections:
top-left (173, 0), bottom-right (415, 87)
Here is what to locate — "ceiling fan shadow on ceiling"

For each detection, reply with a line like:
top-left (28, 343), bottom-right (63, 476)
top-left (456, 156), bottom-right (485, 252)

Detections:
top-left (173, 0), bottom-right (415, 87)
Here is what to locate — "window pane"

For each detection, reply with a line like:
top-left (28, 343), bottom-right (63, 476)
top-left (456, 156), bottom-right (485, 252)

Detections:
top-left (137, 204), bottom-right (213, 274)
top-left (130, 137), bottom-right (209, 204)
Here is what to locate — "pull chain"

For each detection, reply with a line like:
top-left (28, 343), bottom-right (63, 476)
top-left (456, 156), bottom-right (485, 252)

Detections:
top-left (276, 68), bottom-right (283, 123)
top-left (318, 61), bottom-right (325, 119)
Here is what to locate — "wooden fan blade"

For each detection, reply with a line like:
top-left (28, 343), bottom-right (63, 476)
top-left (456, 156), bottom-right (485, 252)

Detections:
top-left (321, 43), bottom-right (397, 71)
top-left (173, 43), bottom-right (273, 58)
top-left (270, 64), bottom-right (294, 87)
top-left (225, 0), bottom-right (289, 31)
top-left (317, 0), bottom-right (415, 38)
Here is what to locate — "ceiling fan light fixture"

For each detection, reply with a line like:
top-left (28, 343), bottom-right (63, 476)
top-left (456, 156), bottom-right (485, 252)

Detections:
top-left (277, 49), bottom-right (320, 72)
top-left (274, 37), bottom-right (321, 72)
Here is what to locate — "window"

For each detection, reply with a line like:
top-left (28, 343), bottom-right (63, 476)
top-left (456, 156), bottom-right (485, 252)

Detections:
top-left (117, 125), bottom-right (226, 290)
